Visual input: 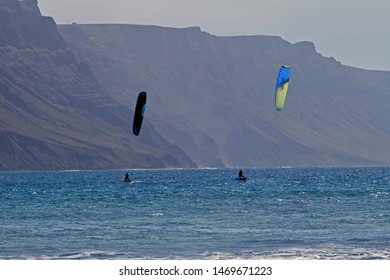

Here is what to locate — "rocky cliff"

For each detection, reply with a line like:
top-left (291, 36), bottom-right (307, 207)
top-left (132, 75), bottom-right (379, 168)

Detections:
top-left (0, 0), bottom-right (64, 49)
top-left (0, 0), bottom-right (196, 170)
top-left (2, 0), bottom-right (390, 170)
top-left (59, 24), bottom-right (390, 168)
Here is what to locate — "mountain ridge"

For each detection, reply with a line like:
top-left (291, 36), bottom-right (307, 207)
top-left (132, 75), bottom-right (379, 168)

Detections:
top-left (0, 0), bottom-right (196, 170)
top-left (1, 0), bottom-right (390, 170)
top-left (58, 23), bottom-right (390, 168)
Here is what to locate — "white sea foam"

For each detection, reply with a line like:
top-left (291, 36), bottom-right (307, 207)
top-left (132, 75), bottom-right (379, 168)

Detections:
top-left (10, 246), bottom-right (389, 260)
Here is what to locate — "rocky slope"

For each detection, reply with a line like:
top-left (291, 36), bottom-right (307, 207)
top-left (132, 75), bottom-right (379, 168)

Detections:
top-left (2, 0), bottom-right (390, 170)
top-left (0, 0), bottom-right (196, 170)
top-left (59, 23), bottom-right (390, 168)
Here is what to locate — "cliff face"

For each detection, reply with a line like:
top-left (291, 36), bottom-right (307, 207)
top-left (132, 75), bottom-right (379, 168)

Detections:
top-left (59, 24), bottom-right (390, 168)
top-left (2, 0), bottom-right (390, 170)
top-left (0, 0), bottom-right (196, 170)
top-left (0, 0), bottom-right (64, 49)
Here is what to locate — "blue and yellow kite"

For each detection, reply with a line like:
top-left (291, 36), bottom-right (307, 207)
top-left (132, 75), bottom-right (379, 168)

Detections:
top-left (275, 65), bottom-right (290, 111)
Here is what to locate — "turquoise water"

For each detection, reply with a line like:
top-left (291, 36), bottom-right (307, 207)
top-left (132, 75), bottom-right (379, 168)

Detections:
top-left (1, 167), bottom-right (389, 259)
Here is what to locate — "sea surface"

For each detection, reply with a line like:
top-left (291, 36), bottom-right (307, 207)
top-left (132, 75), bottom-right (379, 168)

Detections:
top-left (1, 167), bottom-right (389, 260)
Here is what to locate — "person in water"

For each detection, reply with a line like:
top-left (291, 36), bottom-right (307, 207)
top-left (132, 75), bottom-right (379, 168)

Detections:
top-left (239, 169), bottom-right (245, 178)
top-left (123, 172), bottom-right (131, 182)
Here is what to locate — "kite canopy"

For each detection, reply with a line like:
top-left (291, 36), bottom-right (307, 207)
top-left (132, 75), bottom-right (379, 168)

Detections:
top-left (133, 91), bottom-right (147, 136)
top-left (275, 65), bottom-right (290, 111)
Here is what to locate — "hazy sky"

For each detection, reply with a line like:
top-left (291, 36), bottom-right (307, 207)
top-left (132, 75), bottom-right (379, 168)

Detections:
top-left (38, 0), bottom-right (390, 71)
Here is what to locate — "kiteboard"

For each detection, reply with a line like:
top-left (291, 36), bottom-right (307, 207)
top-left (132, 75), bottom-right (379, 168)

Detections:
top-left (121, 179), bottom-right (131, 183)
top-left (236, 176), bottom-right (247, 181)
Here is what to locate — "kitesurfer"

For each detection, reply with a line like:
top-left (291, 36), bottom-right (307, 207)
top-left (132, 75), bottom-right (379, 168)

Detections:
top-left (123, 172), bottom-right (131, 182)
top-left (239, 169), bottom-right (245, 179)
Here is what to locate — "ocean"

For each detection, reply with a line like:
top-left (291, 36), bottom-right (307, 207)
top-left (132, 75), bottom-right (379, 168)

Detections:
top-left (1, 167), bottom-right (389, 260)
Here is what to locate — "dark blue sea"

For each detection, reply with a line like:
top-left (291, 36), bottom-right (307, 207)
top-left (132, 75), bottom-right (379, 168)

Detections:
top-left (1, 167), bottom-right (389, 260)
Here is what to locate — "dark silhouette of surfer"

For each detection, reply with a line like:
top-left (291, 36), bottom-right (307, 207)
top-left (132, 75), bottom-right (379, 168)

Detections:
top-left (123, 172), bottom-right (131, 182)
top-left (238, 169), bottom-right (246, 180)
